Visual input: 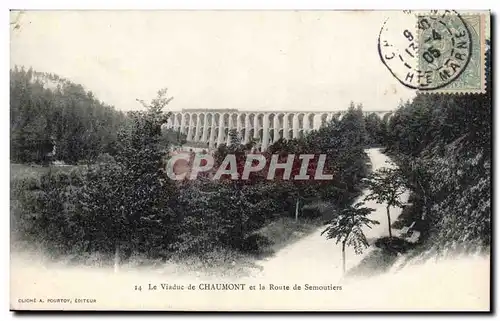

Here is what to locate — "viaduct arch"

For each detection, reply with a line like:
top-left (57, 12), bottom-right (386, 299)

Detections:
top-left (166, 109), bottom-right (393, 151)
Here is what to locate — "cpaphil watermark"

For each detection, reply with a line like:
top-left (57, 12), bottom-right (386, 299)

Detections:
top-left (165, 152), bottom-right (334, 181)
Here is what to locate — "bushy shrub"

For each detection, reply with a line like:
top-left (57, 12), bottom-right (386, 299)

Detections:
top-left (374, 236), bottom-right (415, 255)
top-left (11, 170), bottom-right (84, 255)
top-left (95, 153), bottom-right (116, 164)
top-left (240, 234), bottom-right (273, 254)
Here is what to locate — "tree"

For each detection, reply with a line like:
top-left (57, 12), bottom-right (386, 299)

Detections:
top-left (76, 160), bottom-right (127, 270)
top-left (396, 155), bottom-right (434, 221)
top-left (321, 202), bottom-right (378, 274)
top-left (266, 137), bottom-right (323, 221)
top-left (364, 113), bottom-right (385, 146)
top-left (77, 88), bottom-right (177, 271)
top-left (161, 128), bottom-right (187, 148)
top-left (228, 129), bottom-right (240, 146)
top-left (364, 166), bottom-right (406, 238)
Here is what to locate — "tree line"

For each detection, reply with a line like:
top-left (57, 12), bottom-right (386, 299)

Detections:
top-left (10, 67), bottom-right (126, 164)
top-left (10, 67), bottom-right (186, 165)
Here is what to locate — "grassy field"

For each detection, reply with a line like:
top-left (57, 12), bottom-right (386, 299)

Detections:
top-left (256, 216), bottom-right (323, 255)
top-left (10, 163), bottom-right (78, 183)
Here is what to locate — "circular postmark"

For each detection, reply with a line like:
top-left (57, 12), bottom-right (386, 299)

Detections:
top-left (378, 10), bottom-right (472, 90)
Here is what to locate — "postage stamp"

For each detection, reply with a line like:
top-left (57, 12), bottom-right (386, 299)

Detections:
top-left (378, 10), bottom-right (488, 94)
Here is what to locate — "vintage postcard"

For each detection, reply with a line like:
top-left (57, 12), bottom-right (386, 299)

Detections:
top-left (9, 10), bottom-right (491, 311)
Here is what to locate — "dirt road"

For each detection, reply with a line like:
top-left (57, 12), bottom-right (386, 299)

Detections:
top-left (251, 148), bottom-right (409, 282)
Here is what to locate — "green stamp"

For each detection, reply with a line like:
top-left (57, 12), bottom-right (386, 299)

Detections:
top-left (416, 11), bottom-right (484, 93)
top-left (378, 10), bottom-right (486, 93)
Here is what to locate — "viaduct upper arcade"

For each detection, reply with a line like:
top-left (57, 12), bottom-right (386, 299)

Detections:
top-left (165, 109), bottom-right (393, 151)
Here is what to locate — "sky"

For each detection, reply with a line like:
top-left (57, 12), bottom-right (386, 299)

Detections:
top-left (10, 10), bottom-right (418, 112)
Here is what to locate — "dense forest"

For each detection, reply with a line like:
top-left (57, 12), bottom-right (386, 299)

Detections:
top-left (357, 42), bottom-right (491, 257)
top-left (10, 42), bottom-right (491, 270)
top-left (388, 41), bottom-right (491, 251)
top-left (10, 67), bottom-right (125, 164)
top-left (10, 67), bottom-right (186, 165)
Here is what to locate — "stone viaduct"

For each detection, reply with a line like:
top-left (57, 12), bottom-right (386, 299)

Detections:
top-left (165, 109), bottom-right (392, 150)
